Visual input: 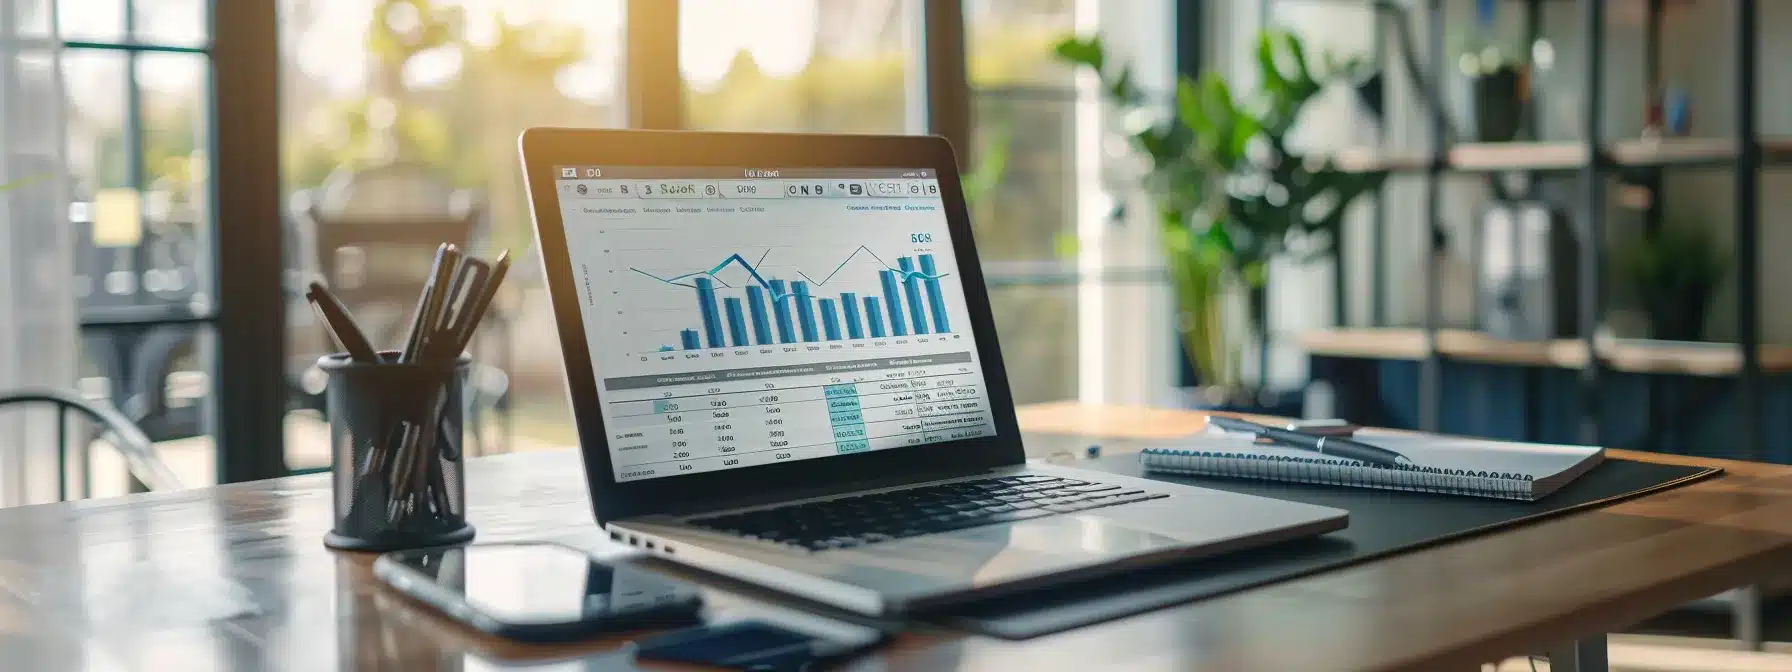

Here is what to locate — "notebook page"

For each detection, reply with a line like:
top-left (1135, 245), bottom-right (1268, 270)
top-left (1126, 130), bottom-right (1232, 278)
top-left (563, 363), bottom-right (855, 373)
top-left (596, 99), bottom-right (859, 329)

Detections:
top-left (1352, 431), bottom-right (1601, 480)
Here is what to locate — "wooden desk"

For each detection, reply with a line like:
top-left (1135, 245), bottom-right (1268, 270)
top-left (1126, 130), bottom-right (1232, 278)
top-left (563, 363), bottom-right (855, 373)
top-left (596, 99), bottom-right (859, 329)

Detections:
top-left (6, 403), bottom-right (1792, 671)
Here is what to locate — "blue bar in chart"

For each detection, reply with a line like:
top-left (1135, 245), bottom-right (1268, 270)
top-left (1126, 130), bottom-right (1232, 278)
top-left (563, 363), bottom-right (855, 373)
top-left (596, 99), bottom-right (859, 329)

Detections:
top-left (793, 281), bottom-right (819, 342)
top-left (723, 297), bottom-right (749, 347)
top-left (864, 297), bottom-right (886, 338)
top-left (694, 277), bottom-right (726, 348)
top-left (918, 254), bottom-right (949, 333)
top-left (898, 257), bottom-right (929, 335)
top-left (768, 279), bottom-right (795, 343)
top-left (745, 286), bottom-right (773, 345)
top-left (840, 292), bottom-right (863, 339)
top-left (679, 329), bottom-right (701, 350)
top-left (878, 270), bottom-right (908, 336)
top-left (819, 299), bottom-right (842, 340)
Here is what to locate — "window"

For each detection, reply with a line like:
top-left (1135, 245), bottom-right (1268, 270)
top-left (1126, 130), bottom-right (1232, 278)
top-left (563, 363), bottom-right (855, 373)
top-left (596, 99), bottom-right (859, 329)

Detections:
top-left (680, 0), bottom-right (919, 133)
top-left (2, 0), bottom-right (220, 501)
top-left (279, 0), bottom-right (625, 465)
top-left (966, 0), bottom-right (1080, 403)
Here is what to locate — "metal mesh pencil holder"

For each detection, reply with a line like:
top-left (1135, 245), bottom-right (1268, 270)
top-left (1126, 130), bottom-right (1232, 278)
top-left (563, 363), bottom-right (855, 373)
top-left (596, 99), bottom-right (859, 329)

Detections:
top-left (321, 351), bottom-right (477, 551)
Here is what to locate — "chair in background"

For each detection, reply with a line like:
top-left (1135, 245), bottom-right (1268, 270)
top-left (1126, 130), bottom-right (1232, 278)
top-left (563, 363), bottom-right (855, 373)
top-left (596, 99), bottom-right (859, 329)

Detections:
top-left (0, 388), bottom-right (183, 501)
top-left (286, 162), bottom-right (511, 455)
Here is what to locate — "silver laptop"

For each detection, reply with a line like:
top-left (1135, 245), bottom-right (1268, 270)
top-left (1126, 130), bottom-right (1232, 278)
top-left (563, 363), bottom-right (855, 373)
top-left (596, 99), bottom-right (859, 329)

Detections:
top-left (519, 129), bottom-right (1348, 616)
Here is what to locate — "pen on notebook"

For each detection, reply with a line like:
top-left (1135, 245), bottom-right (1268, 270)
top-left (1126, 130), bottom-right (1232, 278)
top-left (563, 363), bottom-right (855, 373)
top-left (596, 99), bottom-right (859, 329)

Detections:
top-left (305, 282), bottom-right (381, 363)
top-left (1207, 416), bottom-right (1410, 467)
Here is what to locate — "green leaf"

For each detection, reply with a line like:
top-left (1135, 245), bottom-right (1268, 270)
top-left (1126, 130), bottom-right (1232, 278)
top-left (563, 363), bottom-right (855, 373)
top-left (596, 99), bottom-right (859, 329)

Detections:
top-left (1052, 36), bottom-right (1104, 71)
top-left (1228, 113), bottom-right (1261, 167)
top-left (1243, 261), bottom-right (1269, 288)
top-left (1175, 77), bottom-right (1208, 137)
top-left (1201, 219), bottom-right (1236, 256)
top-left (1280, 30), bottom-right (1316, 88)
top-left (1108, 67), bottom-right (1144, 106)
top-left (960, 126), bottom-right (1010, 203)
top-left (1053, 231), bottom-right (1081, 259)
top-left (1256, 34), bottom-right (1290, 98)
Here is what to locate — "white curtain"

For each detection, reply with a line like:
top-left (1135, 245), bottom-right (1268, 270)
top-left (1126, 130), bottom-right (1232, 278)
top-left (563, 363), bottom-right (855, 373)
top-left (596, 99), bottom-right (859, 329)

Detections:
top-left (0, 2), bottom-right (78, 505)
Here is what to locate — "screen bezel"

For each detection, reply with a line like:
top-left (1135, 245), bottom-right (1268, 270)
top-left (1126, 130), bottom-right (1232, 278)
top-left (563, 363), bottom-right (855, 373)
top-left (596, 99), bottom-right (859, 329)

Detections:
top-left (519, 128), bottom-right (1025, 523)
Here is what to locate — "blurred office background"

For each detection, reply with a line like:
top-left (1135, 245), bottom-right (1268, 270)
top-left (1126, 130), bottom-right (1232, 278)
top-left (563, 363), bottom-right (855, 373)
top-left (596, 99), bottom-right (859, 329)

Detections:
top-left (0, 0), bottom-right (1787, 506)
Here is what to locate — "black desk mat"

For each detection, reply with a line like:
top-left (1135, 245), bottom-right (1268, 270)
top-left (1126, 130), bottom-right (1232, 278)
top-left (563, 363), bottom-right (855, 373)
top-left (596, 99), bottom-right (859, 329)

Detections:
top-left (931, 454), bottom-right (1720, 639)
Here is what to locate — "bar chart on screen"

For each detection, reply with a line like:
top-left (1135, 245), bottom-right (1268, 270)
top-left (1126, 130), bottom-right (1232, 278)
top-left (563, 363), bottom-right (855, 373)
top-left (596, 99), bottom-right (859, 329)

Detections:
top-left (627, 245), bottom-right (958, 354)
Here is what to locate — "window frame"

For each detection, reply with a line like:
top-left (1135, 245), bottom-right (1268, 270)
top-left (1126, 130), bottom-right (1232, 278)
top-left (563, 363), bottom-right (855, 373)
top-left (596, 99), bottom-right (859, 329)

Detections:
top-left (49, 0), bottom-right (289, 484)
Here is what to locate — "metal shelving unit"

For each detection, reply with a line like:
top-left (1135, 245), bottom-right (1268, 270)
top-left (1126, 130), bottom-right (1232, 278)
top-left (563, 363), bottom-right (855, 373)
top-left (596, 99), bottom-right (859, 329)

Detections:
top-left (1280, 0), bottom-right (1769, 462)
top-left (1273, 0), bottom-right (1770, 649)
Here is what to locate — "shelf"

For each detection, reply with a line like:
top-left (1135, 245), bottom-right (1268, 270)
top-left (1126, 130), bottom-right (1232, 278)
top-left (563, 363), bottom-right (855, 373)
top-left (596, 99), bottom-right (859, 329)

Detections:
top-left (1301, 328), bottom-right (1792, 376)
top-left (1330, 137), bottom-right (1792, 174)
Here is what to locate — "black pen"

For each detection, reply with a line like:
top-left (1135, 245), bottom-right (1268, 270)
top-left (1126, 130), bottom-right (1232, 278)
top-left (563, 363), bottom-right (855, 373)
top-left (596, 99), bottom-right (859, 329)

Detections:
top-left (444, 250), bottom-right (510, 357)
top-left (1208, 416), bottom-right (1411, 467)
top-left (401, 244), bottom-right (462, 363)
top-left (306, 282), bottom-right (382, 363)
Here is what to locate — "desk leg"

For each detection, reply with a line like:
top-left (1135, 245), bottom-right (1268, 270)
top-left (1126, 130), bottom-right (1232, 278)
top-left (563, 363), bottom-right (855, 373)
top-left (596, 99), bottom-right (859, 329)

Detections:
top-left (1546, 637), bottom-right (1608, 672)
top-left (1736, 584), bottom-right (1764, 651)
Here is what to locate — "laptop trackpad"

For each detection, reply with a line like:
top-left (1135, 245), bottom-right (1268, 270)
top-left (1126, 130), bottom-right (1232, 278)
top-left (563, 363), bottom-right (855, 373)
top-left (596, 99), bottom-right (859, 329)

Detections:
top-left (998, 511), bottom-right (1187, 557)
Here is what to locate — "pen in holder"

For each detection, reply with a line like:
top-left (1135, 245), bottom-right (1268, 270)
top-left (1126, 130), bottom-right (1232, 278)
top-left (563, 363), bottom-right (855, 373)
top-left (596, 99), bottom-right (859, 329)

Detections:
top-left (322, 350), bottom-right (477, 551)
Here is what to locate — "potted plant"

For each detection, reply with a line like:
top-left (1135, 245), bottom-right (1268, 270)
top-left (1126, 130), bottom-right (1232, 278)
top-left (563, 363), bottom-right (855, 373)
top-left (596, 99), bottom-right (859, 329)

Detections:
top-left (1455, 0), bottom-right (1532, 142)
top-left (1056, 31), bottom-right (1386, 403)
top-left (1617, 224), bottom-right (1727, 342)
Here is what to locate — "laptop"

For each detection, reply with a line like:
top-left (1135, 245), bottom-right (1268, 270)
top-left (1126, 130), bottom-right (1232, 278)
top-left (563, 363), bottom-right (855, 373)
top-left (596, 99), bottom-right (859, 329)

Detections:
top-left (519, 129), bottom-right (1348, 616)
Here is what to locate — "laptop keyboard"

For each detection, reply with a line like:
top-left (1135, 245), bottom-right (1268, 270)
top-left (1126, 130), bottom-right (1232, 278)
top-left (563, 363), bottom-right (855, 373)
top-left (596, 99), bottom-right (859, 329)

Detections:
top-left (687, 475), bottom-right (1167, 552)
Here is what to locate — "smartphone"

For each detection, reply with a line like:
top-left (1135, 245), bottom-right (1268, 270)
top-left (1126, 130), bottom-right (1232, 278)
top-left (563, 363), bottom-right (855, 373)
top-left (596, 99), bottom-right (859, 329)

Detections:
top-left (629, 607), bottom-right (888, 670)
top-left (373, 542), bottom-right (704, 642)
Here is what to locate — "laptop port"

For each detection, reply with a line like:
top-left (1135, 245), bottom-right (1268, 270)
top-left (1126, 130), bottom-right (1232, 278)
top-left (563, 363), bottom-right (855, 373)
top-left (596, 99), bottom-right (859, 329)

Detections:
top-left (609, 530), bottom-right (622, 541)
top-left (664, 545), bottom-right (675, 555)
top-left (628, 535), bottom-right (640, 546)
top-left (644, 540), bottom-right (656, 551)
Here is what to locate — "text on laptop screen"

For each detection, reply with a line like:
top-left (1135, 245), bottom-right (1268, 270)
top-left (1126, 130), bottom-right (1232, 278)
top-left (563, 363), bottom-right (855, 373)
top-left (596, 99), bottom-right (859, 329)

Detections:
top-left (553, 166), bottom-right (999, 482)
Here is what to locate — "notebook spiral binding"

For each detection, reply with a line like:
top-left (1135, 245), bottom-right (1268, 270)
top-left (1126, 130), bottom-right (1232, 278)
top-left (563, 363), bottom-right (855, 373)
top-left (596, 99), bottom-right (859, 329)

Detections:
top-left (1140, 448), bottom-right (1537, 501)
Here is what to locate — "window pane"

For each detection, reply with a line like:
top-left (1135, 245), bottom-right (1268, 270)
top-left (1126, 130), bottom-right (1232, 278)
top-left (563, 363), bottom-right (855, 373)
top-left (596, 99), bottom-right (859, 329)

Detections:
top-left (965, 0), bottom-right (1075, 87)
top-left (134, 0), bottom-right (209, 47)
top-left (61, 45), bottom-right (222, 494)
top-left (137, 52), bottom-right (211, 308)
top-left (988, 283), bottom-right (1076, 404)
top-left (57, 0), bottom-right (127, 42)
top-left (62, 50), bottom-right (129, 192)
top-left (279, 0), bottom-right (625, 466)
top-left (681, 0), bottom-right (917, 133)
top-left (966, 0), bottom-right (1078, 400)
top-left (13, 0), bottom-right (54, 37)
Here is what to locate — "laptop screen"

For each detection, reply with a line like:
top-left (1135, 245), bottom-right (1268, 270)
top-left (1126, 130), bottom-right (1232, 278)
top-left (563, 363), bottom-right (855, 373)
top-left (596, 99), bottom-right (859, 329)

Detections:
top-left (552, 165), bottom-right (999, 483)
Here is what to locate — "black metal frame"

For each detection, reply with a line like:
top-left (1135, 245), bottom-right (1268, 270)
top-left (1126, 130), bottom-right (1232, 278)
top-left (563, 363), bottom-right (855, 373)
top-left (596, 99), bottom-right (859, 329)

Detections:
top-left (209, 0), bottom-right (287, 482)
top-left (0, 389), bottom-right (183, 499)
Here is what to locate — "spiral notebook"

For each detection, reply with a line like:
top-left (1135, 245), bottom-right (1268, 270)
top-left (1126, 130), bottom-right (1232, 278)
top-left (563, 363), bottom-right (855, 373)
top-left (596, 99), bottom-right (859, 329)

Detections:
top-left (1139, 429), bottom-right (1605, 501)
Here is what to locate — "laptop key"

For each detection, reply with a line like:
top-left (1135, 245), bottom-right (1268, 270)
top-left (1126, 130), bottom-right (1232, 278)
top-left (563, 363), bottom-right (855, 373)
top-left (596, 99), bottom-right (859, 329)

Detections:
top-left (980, 503), bottom-right (1016, 513)
top-left (1066, 484), bottom-right (1121, 493)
